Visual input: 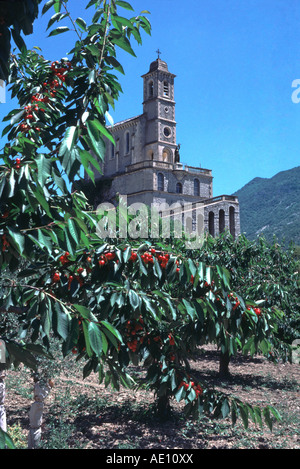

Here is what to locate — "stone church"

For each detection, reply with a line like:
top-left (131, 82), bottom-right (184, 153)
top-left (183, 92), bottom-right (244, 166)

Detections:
top-left (87, 56), bottom-right (240, 239)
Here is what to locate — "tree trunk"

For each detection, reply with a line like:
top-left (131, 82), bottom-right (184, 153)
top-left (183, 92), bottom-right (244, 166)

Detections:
top-left (219, 351), bottom-right (231, 378)
top-left (28, 378), bottom-right (54, 449)
top-left (156, 395), bottom-right (171, 421)
top-left (0, 369), bottom-right (7, 433)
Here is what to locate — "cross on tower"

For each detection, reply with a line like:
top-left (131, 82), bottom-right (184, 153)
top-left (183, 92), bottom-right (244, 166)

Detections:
top-left (156, 49), bottom-right (162, 59)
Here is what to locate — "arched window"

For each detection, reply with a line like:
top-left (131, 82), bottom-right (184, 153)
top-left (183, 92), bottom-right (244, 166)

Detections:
top-left (149, 80), bottom-right (154, 98)
top-left (157, 173), bottom-right (164, 191)
top-left (229, 206), bottom-right (235, 237)
top-left (176, 182), bottom-right (182, 194)
top-left (147, 149), bottom-right (154, 160)
top-left (163, 81), bottom-right (169, 97)
top-left (125, 132), bottom-right (130, 155)
top-left (192, 202), bottom-right (197, 232)
top-left (194, 179), bottom-right (200, 196)
top-left (162, 147), bottom-right (171, 162)
top-left (111, 142), bottom-right (115, 159)
top-left (208, 211), bottom-right (215, 237)
top-left (219, 209), bottom-right (225, 234)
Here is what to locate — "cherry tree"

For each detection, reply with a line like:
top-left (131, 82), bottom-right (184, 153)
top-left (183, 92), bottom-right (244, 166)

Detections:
top-left (0, 0), bottom-right (282, 447)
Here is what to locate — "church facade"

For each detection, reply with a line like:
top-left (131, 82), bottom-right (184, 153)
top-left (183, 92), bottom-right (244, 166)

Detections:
top-left (89, 57), bottom-right (240, 239)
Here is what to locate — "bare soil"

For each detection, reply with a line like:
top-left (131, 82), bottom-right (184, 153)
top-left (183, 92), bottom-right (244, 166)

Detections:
top-left (4, 345), bottom-right (300, 449)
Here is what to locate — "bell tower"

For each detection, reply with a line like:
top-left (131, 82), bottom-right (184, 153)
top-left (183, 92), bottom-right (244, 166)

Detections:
top-left (141, 52), bottom-right (177, 163)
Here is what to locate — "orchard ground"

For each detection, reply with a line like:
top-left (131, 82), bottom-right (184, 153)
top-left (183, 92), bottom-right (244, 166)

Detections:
top-left (4, 345), bottom-right (300, 450)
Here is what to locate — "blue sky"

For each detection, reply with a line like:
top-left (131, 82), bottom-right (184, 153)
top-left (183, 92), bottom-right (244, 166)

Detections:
top-left (1, 0), bottom-right (300, 195)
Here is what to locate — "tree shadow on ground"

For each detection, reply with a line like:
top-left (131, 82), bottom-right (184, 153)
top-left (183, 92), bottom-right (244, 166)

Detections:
top-left (190, 348), bottom-right (296, 392)
top-left (70, 401), bottom-right (236, 450)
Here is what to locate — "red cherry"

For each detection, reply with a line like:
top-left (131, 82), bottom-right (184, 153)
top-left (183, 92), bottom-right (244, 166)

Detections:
top-left (52, 272), bottom-right (60, 283)
top-left (254, 307), bottom-right (261, 316)
top-left (68, 275), bottom-right (74, 291)
top-left (105, 252), bottom-right (115, 261)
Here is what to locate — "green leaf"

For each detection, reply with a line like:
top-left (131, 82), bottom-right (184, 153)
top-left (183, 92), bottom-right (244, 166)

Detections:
top-left (105, 56), bottom-right (125, 74)
top-left (62, 317), bottom-right (79, 357)
top-left (0, 428), bottom-right (17, 449)
top-left (175, 384), bottom-right (185, 403)
top-left (79, 148), bottom-right (102, 175)
top-left (86, 44), bottom-right (100, 57)
top-left (68, 218), bottom-right (80, 244)
top-left (48, 26), bottom-right (70, 37)
top-left (73, 304), bottom-right (91, 320)
top-left (36, 154), bottom-right (51, 186)
top-left (153, 257), bottom-right (162, 279)
top-left (38, 229), bottom-right (53, 255)
top-left (42, 0), bottom-right (56, 15)
top-left (101, 321), bottom-right (123, 344)
top-left (111, 34), bottom-right (136, 57)
top-left (59, 126), bottom-right (78, 156)
top-left (123, 246), bottom-right (131, 263)
top-left (62, 146), bottom-right (81, 181)
top-left (100, 331), bottom-right (108, 354)
top-left (115, 0), bottom-right (134, 11)
top-left (7, 226), bottom-right (25, 255)
top-left (54, 302), bottom-right (70, 341)
top-left (253, 406), bottom-right (263, 428)
top-left (143, 296), bottom-right (158, 320)
top-left (53, 0), bottom-right (63, 14)
top-left (10, 109), bottom-right (24, 125)
top-left (31, 187), bottom-right (52, 218)
top-left (75, 17), bottom-right (88, 31)
top-left (182, 299), bottom-right (196, 320)
top-left (82, 321), bottom-right (92, 357)
top-left (88, 322), bottom-right (103, 357)
top-left (239, 403), bottom-right (249, 429)
top-left (81, 134), bottom-right (105, 164)
top-left (263, 407), bottom-right (273, 431)
top-left (269, 406), bottom-right (282, 424)
top-left (11, 28), bottom-right (27, 54)
top-left (46, 12), bottom-right (68, 30)
top-left (128, 289), bottom-right (140, 310)
top-left (221, 398), bottom-right (230, 418)
top-left (0, 428), bottom-right (16, 449)
top-left (87, 119), bottom-right (114, 146)
top-left (8, 168), bottom-right (15, 198)
top-left (6, 342), bottom-right (38, 370)
top-left (111, 15), bottom-right (134, 32)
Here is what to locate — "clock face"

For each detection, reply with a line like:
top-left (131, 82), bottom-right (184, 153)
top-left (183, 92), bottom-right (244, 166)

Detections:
top-left (163, 126), bottom-right (171, 138)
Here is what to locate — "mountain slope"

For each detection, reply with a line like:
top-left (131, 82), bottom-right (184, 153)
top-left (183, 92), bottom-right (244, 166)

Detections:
top-left (233, 166), bottom-right (300, 246)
